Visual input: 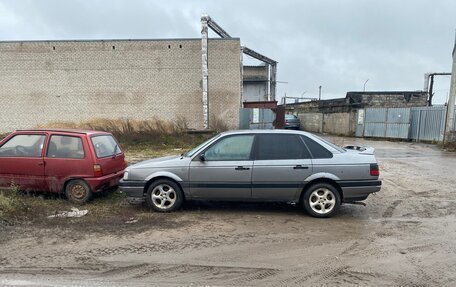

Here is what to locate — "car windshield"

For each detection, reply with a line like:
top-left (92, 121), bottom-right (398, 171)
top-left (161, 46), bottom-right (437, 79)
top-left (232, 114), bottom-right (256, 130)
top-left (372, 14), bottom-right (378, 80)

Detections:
top-left (183, 134), bottom-right (221, 157)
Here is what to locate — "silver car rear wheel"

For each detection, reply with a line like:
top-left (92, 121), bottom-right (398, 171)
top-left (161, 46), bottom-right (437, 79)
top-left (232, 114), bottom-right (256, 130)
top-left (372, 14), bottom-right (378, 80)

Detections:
top-left (309, 188), bottom-right (336, 214)
top-left (146, 179), bottom-right (184, 212)
top-left (303, 183), bottom-right (341, 218)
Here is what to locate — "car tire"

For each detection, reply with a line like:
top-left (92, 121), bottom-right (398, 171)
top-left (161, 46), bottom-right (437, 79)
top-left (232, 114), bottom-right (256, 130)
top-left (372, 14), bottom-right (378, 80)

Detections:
top-left (302, 183), bottom-right (341, 218)
top-left (65, 179), bottom-right (93, 204)
top-left (146, 179), bottom-right (184, 212)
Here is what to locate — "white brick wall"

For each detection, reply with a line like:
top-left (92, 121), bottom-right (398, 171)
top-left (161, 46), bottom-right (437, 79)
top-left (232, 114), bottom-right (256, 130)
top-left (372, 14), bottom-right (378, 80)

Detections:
top-left (0, 38), bottom-right (241, 132)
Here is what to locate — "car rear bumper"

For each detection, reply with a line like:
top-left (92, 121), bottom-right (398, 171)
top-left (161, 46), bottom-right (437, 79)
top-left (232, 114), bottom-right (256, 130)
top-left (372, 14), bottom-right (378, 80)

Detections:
top-left (338, 180), bottom-right (381, 202)
top-left (284, 123), bottom-right (300, 129)
top-left (119, 179), bottom-right (146, 201)
top-left (85, 170), bottom-right (125, 193)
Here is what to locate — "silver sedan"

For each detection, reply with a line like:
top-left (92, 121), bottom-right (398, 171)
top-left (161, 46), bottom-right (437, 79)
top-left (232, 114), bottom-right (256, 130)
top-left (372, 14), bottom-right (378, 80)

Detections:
top-left (120, 130), bottom-right (381, 218)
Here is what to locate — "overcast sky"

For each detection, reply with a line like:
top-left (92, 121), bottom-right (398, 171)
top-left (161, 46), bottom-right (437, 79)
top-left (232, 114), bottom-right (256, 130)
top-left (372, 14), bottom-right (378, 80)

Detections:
top-left (1, 0), bottom-right (455, 104)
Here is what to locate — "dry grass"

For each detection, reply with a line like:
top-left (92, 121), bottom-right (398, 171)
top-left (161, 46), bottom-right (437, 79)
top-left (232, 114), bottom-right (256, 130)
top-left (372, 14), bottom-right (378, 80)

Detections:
top-left (0, 185), bottom-right (64, 224)
top-left (37, 118), bottom-right (213, 148)
top-left (210, 115), bottom-right (229, 133)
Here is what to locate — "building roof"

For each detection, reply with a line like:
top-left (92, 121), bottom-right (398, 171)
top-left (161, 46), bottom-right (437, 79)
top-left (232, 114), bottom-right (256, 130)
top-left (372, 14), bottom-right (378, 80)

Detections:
top-left (346, 91), bottom-right (427, 96)
top-left (0, 37), bottom-right (240, 44)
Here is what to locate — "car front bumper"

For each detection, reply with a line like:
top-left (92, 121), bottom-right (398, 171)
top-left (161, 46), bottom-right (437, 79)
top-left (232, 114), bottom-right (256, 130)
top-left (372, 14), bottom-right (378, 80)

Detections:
top-left (119, 179), bottom-right (146, 201)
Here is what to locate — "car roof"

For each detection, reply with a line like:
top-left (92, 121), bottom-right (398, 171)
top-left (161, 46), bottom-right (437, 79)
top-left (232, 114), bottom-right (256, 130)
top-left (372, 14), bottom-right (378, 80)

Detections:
top-left (14, 129), bottom-right (111, 136)
top-left (219, 129), bottom-right (311, 136)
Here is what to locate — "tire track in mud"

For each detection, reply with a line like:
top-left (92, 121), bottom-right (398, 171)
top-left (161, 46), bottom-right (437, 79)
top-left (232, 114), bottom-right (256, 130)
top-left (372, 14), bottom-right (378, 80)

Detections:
top-left (0, 263), bottom-right (280, 286)
top-left (382, 200), bottom-right (402, 218)
top-left (75, 232), bottom-right (262, 257)
top-left (3, 232), bottom-right (283, 268)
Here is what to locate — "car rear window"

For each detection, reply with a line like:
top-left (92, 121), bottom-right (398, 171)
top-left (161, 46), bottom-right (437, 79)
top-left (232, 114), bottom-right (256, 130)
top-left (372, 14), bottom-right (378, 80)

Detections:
top-left (285, 114), bottom-right (297, 120)
top-left (91, 135), bottom-right (121, 158)
top-left (301, 136), bottom-right (333, 159)
top-left (256, 134), bottom-right (311, 160)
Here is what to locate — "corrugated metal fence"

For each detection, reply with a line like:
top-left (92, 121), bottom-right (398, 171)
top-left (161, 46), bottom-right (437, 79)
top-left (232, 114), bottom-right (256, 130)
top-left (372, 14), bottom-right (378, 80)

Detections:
top-left (410, 106), bottom-right (446, 142)
top-left (358, 106), bottom-right (451, 142)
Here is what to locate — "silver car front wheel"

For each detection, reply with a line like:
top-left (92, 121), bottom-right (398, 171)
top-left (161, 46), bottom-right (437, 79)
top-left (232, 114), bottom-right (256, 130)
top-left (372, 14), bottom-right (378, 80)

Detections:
top-left (303, 183), bottom-right (341, 218)
top-left (146, 180), bottom-right (183, 212)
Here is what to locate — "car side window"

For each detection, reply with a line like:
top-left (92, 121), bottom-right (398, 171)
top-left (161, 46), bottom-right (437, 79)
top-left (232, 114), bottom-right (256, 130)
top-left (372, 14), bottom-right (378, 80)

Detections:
top-left (47, 135), bottom-right (85, 159)
top-left (0, 134), bottom-right (45, 157)
top-left (256, 134), bottom-right (311, 160)
top-left (203, 135), bottom-right (254, 161)
top-left (301, 136), bottom-right (333, 159)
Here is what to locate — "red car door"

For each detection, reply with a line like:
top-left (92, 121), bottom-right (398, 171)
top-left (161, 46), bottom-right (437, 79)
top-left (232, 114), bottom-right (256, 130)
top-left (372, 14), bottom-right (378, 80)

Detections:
top-left (44, 134), bottom-right (93, 193)
top-left (0, 132), bottom-right (47, 190)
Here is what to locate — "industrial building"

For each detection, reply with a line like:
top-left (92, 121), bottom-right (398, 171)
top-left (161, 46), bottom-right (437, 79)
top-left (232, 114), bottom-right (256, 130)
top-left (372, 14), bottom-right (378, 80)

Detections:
top-left (0, 16), bottom-right (277, 132)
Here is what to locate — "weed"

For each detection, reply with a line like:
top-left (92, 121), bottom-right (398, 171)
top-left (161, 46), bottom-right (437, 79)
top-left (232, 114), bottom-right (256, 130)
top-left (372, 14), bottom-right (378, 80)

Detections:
top-left (210, 115), bottom-right (229, 133)
top-left (37, 118), bottom-right (213, 148)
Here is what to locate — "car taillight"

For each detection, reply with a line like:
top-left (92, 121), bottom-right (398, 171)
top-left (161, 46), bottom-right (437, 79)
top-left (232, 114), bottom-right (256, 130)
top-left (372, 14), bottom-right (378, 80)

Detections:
top-left (285, 120), bottom-right (289, 123)
top-left (94, 164), bottom-right (103, 177)
top-left (370, 163), bottom-right (379, 176)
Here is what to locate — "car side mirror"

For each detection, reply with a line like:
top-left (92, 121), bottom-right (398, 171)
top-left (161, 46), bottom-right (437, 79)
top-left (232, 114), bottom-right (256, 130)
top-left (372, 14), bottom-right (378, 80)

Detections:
top-left (199, 154), bottom-right (205, 162)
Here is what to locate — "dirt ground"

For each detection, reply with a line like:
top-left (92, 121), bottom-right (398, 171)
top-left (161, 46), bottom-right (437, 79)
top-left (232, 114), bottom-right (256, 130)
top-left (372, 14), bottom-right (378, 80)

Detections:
top-left (1, 137), bottom-right (456, 286)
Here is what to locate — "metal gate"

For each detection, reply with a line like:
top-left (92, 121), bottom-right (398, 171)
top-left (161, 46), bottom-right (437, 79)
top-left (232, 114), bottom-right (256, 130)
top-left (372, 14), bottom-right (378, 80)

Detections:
top-left (362, 108), bottom-right (411, 139)
top-left (239, 108), bottom-right (275, 129)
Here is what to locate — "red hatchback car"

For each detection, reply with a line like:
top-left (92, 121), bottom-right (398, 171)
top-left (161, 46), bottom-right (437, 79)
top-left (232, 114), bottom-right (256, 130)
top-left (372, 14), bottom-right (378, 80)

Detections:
top-left (0, 129), bottom-right (126, 203)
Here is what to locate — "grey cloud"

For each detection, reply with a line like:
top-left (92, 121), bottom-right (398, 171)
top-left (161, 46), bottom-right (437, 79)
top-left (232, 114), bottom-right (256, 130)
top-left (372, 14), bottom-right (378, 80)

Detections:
top-left (1, 0), bottom-right (454, 103)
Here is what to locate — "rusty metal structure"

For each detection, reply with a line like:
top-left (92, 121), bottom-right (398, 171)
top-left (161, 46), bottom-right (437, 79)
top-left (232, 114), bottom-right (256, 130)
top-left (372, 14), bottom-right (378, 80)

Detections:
top-left (201, 15), bottom-right (278, 129)
top-left (423, 72), bottom-right (451, 106)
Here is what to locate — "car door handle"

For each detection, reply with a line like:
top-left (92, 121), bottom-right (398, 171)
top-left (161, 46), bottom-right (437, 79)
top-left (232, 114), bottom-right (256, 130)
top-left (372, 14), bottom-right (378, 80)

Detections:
top-left (293, 165), bottom-right (308, 170)
top-left (235, 166), bottom-right (250, 171)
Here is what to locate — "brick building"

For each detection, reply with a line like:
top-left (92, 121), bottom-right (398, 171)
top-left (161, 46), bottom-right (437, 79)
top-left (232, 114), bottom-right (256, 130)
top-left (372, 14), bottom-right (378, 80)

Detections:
top-left (0, 38), bottom-right (243, 132)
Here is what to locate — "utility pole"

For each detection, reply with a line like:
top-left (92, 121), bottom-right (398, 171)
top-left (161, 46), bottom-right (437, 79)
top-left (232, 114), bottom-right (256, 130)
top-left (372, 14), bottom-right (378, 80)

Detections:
top-left (318, 85), bottom-right (322, 101)
top-left (444, 32), bottom-right (456, 144)
top-left (428, 74), bottom-right (435, 106)
top-left (201, 15), bottom-right (209, 129)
